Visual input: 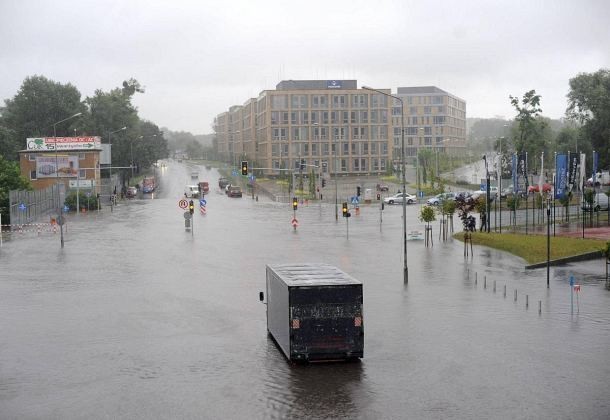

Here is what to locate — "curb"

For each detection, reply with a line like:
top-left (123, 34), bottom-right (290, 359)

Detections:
top-left (525, 251), bottom-right (604, 269)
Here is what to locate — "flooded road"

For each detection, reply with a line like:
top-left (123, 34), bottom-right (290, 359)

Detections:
top-left (1, 161), bottom-right (609, 419)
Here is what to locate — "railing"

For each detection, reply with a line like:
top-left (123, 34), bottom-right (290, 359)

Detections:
top-left (9, 184), bottom-right (59, 225)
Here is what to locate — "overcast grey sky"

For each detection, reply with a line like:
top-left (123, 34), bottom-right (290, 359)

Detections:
top-left (1, 0), bottom-right (608, 134)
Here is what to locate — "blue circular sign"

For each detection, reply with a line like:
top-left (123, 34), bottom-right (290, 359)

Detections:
top-left (199, 199), bottom-right (207, 206)
top-left (63, 205), bottom-right (70, 213)
top-left (18, 203), bottom-right (27, 211)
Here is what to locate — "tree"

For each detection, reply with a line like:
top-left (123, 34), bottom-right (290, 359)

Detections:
top-left (0, 156), bottom-right (32, 221)
top-left (509, 90), bottom-right (547, 169)
top-left (0, 75), bottom-right (86, 160)
top-left (566, 69), bottom-right (610, 168)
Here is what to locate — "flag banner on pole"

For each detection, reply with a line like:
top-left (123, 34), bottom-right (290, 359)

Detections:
top-left (592, 151), bottom-right (599, 185)
top-left (515, 153), bottom-right (527, 193)
top-left (538, 152), bottom-right (544, 193)
top-left (580, 153), bottom-right (586, 191)
top-left (512, 153), bottom-right (518, 193)
top-left (555, 154), bottom-right (567, 200)
top-left (568, 153), bottom-right (580, 192)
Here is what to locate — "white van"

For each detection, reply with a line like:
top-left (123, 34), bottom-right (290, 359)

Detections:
top-left (184, 185), bottom-right (200, 198)
top-left (581, 193), bottom-right (609, 211)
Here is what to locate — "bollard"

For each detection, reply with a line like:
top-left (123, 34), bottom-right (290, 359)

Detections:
top-left (493, 280), bottom-right (496, 293)
top-left (484, 276), bottom-right (487, 289)
top-left (503, 285), bottom-right (506, 298)
top-left (538, 300), bottom-right (542, 315)
top-left (475, 272), bottom-right (478, 285)
top-left (514, 289), bottom-right (517, 302)
top-left (526, 295), bottom-right (529, 308)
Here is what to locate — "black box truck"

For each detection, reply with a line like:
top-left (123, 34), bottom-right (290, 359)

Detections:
top-left (261, 264), bottom-right (364, 362)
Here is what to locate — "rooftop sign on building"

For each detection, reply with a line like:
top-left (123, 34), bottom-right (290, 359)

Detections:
top-left (26, 136), bottom-right (102, 151)
top-left (326, 80), bottom-right (342, 89)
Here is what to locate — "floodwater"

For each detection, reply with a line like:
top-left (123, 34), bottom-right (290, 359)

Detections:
top-left (1, 161), bottom-right (609, 419)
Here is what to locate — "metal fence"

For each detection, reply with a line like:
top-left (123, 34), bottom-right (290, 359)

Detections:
top-left (8, 184), bottom-right (60, 225)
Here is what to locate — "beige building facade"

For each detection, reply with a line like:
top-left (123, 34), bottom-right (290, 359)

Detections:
top-left (214, 80), bottom-right (466, 176)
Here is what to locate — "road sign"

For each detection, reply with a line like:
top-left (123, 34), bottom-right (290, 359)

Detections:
top-left (249, 175), bottom-right (255, 181)
top-left (351, 196), bottom-right (359, 205)
top-left (232, 170), bottom-right (238, 176)
top-left (200, 206), bottom-right (206, 215)
top-left (291, 217), bottom-right (299, 228)
top-left (184, 211), bottom-right (192, 220)
top-left (200, 198), bottom-right (207, 206)
top-left (63, 205), bottom-right (70, 213)
top-left (179, 199), bottom-right (188, 209)
top-left (18, 203), bottom-right (27, 211)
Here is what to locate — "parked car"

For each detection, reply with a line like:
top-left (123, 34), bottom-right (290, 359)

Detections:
top-left (581, 193), bottom-right (609, 211)
top-left (383, 192), bottom-right (416, 205)
top-left (426, 192), bottom-right (456, 206)
top-left (126, 186), bottom-right (137, 199)
top-left (227, 185), bottom-right (243, 197)
top-left (470, 190), bottom-right (495, 202)
top-left (376, 183), bottom-right (389, 192)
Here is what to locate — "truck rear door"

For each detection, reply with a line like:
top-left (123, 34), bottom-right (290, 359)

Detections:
top-left (290, 286), bottom-right (363, 359)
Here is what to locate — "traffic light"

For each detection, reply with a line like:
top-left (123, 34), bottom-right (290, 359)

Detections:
top-left (241, 161), bottom-right (248, 176)
top-left (292, 197), bottom-right (298, 210)
top-left (188, 200), bottom-right (194, 214)
top-left (357, 186), bottom-right (361, 197)
top-left (342, 202), bottom-right (350, 217)
top-left (322, 179), bottom-right (326, 188)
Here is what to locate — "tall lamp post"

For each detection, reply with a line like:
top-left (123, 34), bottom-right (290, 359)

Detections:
top-left (363, 86), bottom-right (408, 283)
top-left (108, 126), bottom-right (127, 197)
top-left (483, 154), bottom-right (491, 233)
top-left (54, 112), bottom-right (82, 248)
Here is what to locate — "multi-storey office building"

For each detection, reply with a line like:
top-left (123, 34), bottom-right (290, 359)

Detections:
top-left (394, 86), bottom-right (467, 159)
top-left (214, 81), bottom-right (466, 176)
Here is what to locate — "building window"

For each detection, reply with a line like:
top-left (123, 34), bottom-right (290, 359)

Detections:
top-left (28, 154), bottom-right (36, 161)
top-left (332, 95), bottom-right (347, 108)
top-left (271, 111), bottom-right (279, 125)
top-left (424, 107), bottom-right (431, 114)
top-left (380, 158), bottom-right (386, 171)
top-left (323, 143), bottom-right (329, 155)
top-left (360, 111), bottom-right (368, 123)
top-left (271, 95), bottom-right (287, 109)
top-left (30, 170), bottom-right (37, 180)
top-left (361, 158), bottom-right (367, 172)
top-left (79, 153), bottom-right (86, 160)
top-left (291, 112), bottom-right (297, 124)
top-left (354, 158), bottom-right (359, 171)
top-left (373, 159), bottom-right (379, 171)
top-left (371, 143), bottom-right (378, 155)
top-left (341, 159), bottom-right (347, 172)
top-left (425, 137), bottom-right (432, 145)
top-left (343, 143), bottom-right (349, 154)
top-left (79, 169), bottom-right (86, 178)
top-left (282, 112), bottom-right (289, 124)
top-left (363, 143), bottom-right (369, 154)
top-left (311, 143), bottom-right (318, 155)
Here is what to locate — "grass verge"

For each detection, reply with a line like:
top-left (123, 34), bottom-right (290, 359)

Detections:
top-left (453, 232), bottom-right (606, 264)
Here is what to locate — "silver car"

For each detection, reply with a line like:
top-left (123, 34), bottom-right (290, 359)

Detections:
top-left (383, 192), bottom-right (417, 205)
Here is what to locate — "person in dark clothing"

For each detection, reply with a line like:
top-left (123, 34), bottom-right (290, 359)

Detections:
top-left (480, 212), bottom-right (487, 232)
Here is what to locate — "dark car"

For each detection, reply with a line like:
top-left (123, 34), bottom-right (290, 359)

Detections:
top-left (228, 186), bottom-right (242, 197)
top-left (219, 177), bottom-right (230, 189)
top-left (376, 183), bottom-right (389, 192)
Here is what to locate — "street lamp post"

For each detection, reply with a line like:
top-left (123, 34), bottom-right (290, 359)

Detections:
top-left (53, 112), bottom-right (82, 248)
top-left (483, 154), bottom-right (491, 233)
top-left (363, 86), bottom-right (408, 283)
top-left (108, 126), bottom-right (127, 202)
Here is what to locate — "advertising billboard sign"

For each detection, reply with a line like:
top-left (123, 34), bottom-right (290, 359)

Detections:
top-left (36, 155), bottom-right (79, 178)
top-left (26, 136), bottom-right (101, 151)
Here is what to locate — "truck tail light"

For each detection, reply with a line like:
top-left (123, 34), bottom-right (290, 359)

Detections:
top-left (354, 316), bottom-right (362, 327)
top-left (292, 319), bottom-right (300, 329)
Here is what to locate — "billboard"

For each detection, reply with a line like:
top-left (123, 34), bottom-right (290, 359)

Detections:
top-left (26, 136), bottom-right (101, 151)
top-left (36, 155), bottom-right (79, 178)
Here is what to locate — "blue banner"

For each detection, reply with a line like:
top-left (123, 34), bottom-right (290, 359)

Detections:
top-left (555, 154), bottom-right (567, 199)
top-left (592, 151), bottom-right (599, 184)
